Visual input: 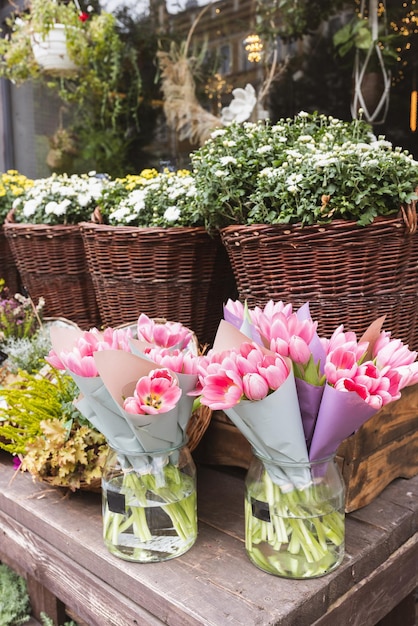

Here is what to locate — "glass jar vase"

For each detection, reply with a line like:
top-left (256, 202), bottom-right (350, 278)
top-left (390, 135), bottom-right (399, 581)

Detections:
top-left (102, 441), bottom-right (197, 562)
top-left (245, 453), bottom-right (345, 579)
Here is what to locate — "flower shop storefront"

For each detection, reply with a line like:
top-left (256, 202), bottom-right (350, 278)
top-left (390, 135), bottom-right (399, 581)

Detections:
top-left (0, 0), bottom-right (418, 616)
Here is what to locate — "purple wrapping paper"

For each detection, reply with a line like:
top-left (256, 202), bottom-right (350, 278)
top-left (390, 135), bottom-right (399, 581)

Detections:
top-left (308, 384), bottom-right (378, 461)
top-left (295, 378), bottom-right (325, 449)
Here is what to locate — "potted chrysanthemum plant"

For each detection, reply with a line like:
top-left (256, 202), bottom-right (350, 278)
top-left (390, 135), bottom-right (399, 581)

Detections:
top-left (80, 168), bottom-right (237, 347)
top-left (3, 172), bottom-right (110, 328)
top-left (190, 111), bottom-right (418, 348)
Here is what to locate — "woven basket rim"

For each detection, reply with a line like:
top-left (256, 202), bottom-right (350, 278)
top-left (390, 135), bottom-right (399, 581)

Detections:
top-left (221, 215), bottom-right (409, 235)
top-left (79, 221), bottom-right (212, 236)
top-left (39, 473), bottom-right (102, 492)
top-left (3, 222), bottom-right (82, 234)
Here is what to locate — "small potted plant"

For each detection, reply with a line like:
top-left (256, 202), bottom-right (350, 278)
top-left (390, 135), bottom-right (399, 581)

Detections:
top-left (0, 0), bottom-right (89, 80)
top-left (332, 6), bottom-right (406, 123)
top-left (0, 367), bottom-right (108, 492)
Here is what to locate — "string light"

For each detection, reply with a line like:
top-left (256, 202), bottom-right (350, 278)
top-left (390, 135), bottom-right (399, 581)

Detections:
top-left (243, 33), bottom-right (263, 63)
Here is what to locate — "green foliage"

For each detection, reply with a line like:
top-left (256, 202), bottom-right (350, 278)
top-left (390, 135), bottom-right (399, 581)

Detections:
top-left (0, 369), bottom-right (108, 490)
top-left (189, 111), bottom-right (416, 230)
top-left (0, 563), bottom-right (31, 626)
top-left (255, 0), bottom-right (345, 42)
top-left (1, 334), bottom-right (51, 375)
top-left (333, 15), bottom-right (401, 66)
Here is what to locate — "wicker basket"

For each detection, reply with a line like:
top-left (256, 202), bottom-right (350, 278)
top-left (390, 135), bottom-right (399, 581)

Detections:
top-left (220, 210), bottom-right (418, 349)
top-left (0, 228), bottom-right (21, 294)
top-left (80, 222), bottom-right (237, 347)
top-left (3, 221), bottom-right (101, 329)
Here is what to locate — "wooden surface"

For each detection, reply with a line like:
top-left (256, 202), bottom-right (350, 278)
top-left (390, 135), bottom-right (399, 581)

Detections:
top-left (0, 451), bottom-right (417, 626)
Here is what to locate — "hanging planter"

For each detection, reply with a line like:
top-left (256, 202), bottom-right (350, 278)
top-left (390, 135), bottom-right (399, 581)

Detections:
top-left (30, 23), bottom-right (78, 75)
top-left (350, 37), bottom-right (391, 124)
top-left (0, 0), bottom-right (88, 84)
top-left (333, 0), bottom-right (400, 125)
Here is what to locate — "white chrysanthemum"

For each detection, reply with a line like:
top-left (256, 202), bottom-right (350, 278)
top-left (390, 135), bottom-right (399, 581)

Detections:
top-left (257, 145), bottom-right (273, 154)
top-left (286, 173), bottom-right (303, 185)
top-left (164, 206), bottom-right (181, 222)
top-left (109, 206), bottom-right (132, 223)
top-left (219, 156), bottom-right (237, 166)
top-left (45, 199), bottom-right (70, 216)
top-left (211, 129), bottom-right (227, 138)
top-left (22, 199), bottom-right (39, 217)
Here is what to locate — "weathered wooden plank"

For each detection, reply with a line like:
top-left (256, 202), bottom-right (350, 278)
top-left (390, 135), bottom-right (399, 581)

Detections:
top-left (1, 452), bottom-right (417, 626)
top-left (0, 510), bottom-right (166, 626)
top-left (339, 431), bottom-right (418, 512)
top-left (311, 535), bottom-right (418, 626)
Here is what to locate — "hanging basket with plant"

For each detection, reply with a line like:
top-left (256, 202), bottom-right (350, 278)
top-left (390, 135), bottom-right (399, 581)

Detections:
top-left (0, 0), bottom-right (143, 177)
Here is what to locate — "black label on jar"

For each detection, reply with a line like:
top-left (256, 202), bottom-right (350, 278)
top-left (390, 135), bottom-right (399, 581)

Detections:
top-left (106, 490), bottom-right (126, 515)
top-left (251, 498), bottom-right (271, 523)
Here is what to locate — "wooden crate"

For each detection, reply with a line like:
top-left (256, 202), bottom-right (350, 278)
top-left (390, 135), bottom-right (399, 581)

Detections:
top-left (194, 384), bottom-right (418, 513)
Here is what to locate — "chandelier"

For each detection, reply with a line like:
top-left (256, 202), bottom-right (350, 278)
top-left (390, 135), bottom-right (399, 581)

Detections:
top-left (243, 33), bottom-right (263, 63)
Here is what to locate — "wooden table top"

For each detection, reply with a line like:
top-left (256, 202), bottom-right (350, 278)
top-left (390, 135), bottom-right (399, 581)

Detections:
top-left (0, 451), bottom-right (417, 626)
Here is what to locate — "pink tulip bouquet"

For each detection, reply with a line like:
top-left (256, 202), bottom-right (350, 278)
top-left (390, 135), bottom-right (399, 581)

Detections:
top-left (47, 315), bottom-right (200, 562)
top-left (195, 299), bottom-right (418, 577)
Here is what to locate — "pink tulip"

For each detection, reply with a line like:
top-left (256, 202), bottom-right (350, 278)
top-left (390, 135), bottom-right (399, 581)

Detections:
top-left (242, 372), bottom-right (270, 400)
top-left (269, 336), bottom-right (290, 358)
top-left (373, 332), bottom-right (417, 368)
top-left (46, 327), bottom-right (133, 377)
top-left (235, 342), bottom-right (266, 375)
top-left (199, 369), bottom-right (244, 410)
top-left (45, 349), bottom-right (66, 370)
top-left (334, 361), bottom-right (401, 409)
top-left (251, 300), bottom-right (293, 327)
top-left (224, 298), bottom-right (246, 320)
top-left (288, 335), bottom-right (312, 365)
top-left (144, 347), bottom-right (200, 375)
top-left (65, 350), bottom-right (98, 377)
top-left (323, 346), bottom-right (360, 385)
top-left (257, 353), bottom-right (290, 390)
top-left (137, 313), bottom-right (193, 349)
top-left (322, 325), bottom-right (368, 360)
top-left (395, 362), bottom-right (418, 389)
top-left (123, 368), bottom-right (182, 415)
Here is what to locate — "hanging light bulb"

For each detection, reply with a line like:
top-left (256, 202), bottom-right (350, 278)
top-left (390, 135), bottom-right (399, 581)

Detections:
top-left (243, 33), bottom-right (263, 63)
